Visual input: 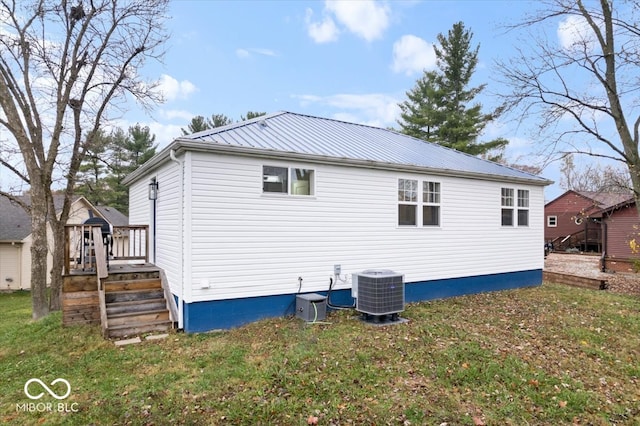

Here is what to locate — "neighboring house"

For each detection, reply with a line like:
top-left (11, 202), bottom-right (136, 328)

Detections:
top-left (123, 111), bottom-right (551, 332)
top-left (599, 197), bottom-right (639, 272)
top-left (544, 190), bottom-right (639, 271)
top-left (0, 195), bottom-right (127, 290)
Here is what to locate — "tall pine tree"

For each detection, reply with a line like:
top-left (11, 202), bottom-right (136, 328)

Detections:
top-left (75, 124), bottom-right (157, 214)
top-left (398, 22), bottom-right (507, 161)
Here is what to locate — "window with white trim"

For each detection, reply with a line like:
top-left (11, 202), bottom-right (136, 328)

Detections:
top-left (422, 181), bottom-right (440, 226)
top-left (398, 179), bottom-right (418, 226)
top-left (517, 189), bottom-right (529, 226)
top-left (291, 168), bottom-right (314, 195)
top-left (501, 188), bottom-right (514, 226)
top-left (547, 215), bottom-right (557, 227)
top-left (263, 166), bottom-right (287, 193)
top-left (263, 166), bottom-right (315, 196)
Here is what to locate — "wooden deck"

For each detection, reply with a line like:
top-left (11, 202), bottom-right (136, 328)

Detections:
top-left (62, 226), bottom-right (178, 339)
top-left (62, 263), bottom-right (162, 326)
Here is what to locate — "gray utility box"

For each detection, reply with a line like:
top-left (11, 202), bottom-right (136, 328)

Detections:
top-left (295, 293), bottom-right (327, 322)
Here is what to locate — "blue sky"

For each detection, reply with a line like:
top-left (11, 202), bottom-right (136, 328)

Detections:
top-left (139, 1), bottom-right (530, 136)
top-left (8, 0), bottom-right (605, 200)
top-left (132, 0), bottom-right (576, 197)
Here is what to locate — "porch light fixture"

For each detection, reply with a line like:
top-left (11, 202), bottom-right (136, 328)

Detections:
top-left (148, 179), bottom-right (159, 200)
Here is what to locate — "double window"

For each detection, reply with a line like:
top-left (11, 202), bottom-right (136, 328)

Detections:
top-left (398, 179), bottom-right (441, 227)
top-left (263, 166), bottom-right (314, 196)
top-left (501, 188), bottom-right (529, 227)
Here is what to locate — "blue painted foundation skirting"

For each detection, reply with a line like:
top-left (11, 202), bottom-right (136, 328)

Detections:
top-left (181, 269), bottom-right (542, 333)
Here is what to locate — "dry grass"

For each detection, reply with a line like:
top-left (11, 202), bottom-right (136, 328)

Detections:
top-left (1, 284), bottom-right (639, 425)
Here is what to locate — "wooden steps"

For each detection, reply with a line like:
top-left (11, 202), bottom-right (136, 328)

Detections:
top-left (102, 275), bottom-right (172, 339)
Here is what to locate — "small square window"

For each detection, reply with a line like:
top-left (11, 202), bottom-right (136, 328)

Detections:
top-left (263, 166), bottom-right (288, 193)
top-left (518, 209), bottom-right (529, 227)
top-left (399, 205), bottom-right (417, 226)
top-left (423, 205), bottom-right (440, 226)
top-left (547, 216), bottom-right (557, 227)
top-left (502, 208), bottom-right (514, 226)
top-left (291, 168), bottom-right (314, 195)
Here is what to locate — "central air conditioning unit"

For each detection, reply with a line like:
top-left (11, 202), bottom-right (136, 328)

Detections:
top-left (352, 269), bottom-right (404, 317)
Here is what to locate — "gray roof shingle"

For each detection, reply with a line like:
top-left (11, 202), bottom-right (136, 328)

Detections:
top-left (0, 195), bottom-right (129, 242)
top-left (0, 196), bottom-right (31, 241)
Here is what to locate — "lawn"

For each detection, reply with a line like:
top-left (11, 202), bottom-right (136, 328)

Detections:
top-left (1, 284), bottom-right (639, 425)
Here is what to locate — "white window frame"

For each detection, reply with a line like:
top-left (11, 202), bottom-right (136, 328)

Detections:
top-left (517, 189), bottom-right (529, 227)
top-left (501, 187), bottom-right (514, 227)
top-left (263, 165), bottom-right (315, 196)
top-left (422, 181), bottom-right (441, 226)
top-left (398, 179), bottom-right (418, 226)
top-left (547, 215), bottom-right (557, 227)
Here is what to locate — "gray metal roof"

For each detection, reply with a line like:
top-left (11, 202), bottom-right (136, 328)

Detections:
top-left (126, 111), bottom-right (550, 185)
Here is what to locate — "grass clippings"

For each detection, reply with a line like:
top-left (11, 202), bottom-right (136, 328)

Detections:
top-left (1, 284), bottom-right (639, 425)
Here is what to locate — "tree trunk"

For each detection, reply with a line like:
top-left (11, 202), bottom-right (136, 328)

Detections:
top-left (30, 189), bottom-right (50, 320)
top-left (48, 220), bottom-right (65, 311)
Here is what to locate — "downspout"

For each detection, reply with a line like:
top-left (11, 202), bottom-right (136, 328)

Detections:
top-left (170, 149), bottom-right (185, 329)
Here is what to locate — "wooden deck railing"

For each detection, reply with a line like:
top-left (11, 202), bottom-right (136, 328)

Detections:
top-left (64, 224), bottom-right (149, 274)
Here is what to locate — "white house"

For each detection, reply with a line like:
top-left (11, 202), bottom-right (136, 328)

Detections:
top-left (123, 112), bottom-right (551, 332)
top-left (0, 195), bottom-right (128, 290)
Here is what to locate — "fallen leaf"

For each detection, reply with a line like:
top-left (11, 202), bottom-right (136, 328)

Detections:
top-left (559, 400), bottom-right (568, 408)
top-left (473, 416), bottom-right (485, 425)
top-left (307, 415), bottom-right (318, 425)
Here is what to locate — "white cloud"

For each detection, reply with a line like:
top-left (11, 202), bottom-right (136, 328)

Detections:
top-left (557, 15), bottom-right (597, 52)
top-left (391, 35), bottom-right (437, 76)
top-left (292, 92), bottom-right (401, 127)
top-left (236, 48), bottom-right (279, 58)
top-left (326, 0), bottom-right (390, 42)
top-left (147, 122), bottom-right (184, 148)
top-left (156, 74), bottom-right (197, 102)
top-left (305, 8), bottom-right (340, 43)
top-left (305, 0), bottom-right (390, 43)
top-left (236, 48), bottom-right (250, 58)
top-left (158, 109), bottom-right (195, 121)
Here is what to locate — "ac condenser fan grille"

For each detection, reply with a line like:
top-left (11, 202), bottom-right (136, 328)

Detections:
top-left (354, 270), bottom-right (404, 316)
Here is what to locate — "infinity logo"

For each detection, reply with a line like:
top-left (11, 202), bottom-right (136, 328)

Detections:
top-left (24, 378), bottom-right (71, 400)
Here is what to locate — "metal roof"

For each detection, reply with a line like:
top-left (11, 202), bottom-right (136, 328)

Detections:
top-left (127, 111), bottom-right (551, 185)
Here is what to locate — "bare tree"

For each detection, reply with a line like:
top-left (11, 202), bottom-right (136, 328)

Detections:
top-left (0, 0), bottom-right (169, 319)
top-left (497, 0), bottom-right (640, 214)
top-left (559, 153), bottom-right (632, 192)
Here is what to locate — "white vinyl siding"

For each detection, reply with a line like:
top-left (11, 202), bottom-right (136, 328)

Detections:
top-left (181, 152), bottom-right (544, 303)
top-left (129, 159), bottom-right (183, 298)
top-left (0, 245), bottom-right (21, 290)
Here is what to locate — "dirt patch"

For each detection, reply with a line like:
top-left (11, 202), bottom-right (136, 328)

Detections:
top-left (544, 253), bottom-right (640, 297)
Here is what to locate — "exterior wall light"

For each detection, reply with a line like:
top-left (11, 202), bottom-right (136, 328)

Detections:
top-left (148, 179), bottom-right (159, 200)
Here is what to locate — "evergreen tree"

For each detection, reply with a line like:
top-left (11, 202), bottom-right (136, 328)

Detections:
top-left (398, 22), bottom-right (507, 161)
top-left (208, 114), bottom-right (233, 128)
top-left (75, 124), bottom-right (157, 214)
top-left (75, 129), bottom-right (111, 205)
top-left (181, 115), bottom-right (211, 135)
top-left (181, 111), bottom-right (266, 135)
top-left (241, 111), bottom-right (266, 121)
